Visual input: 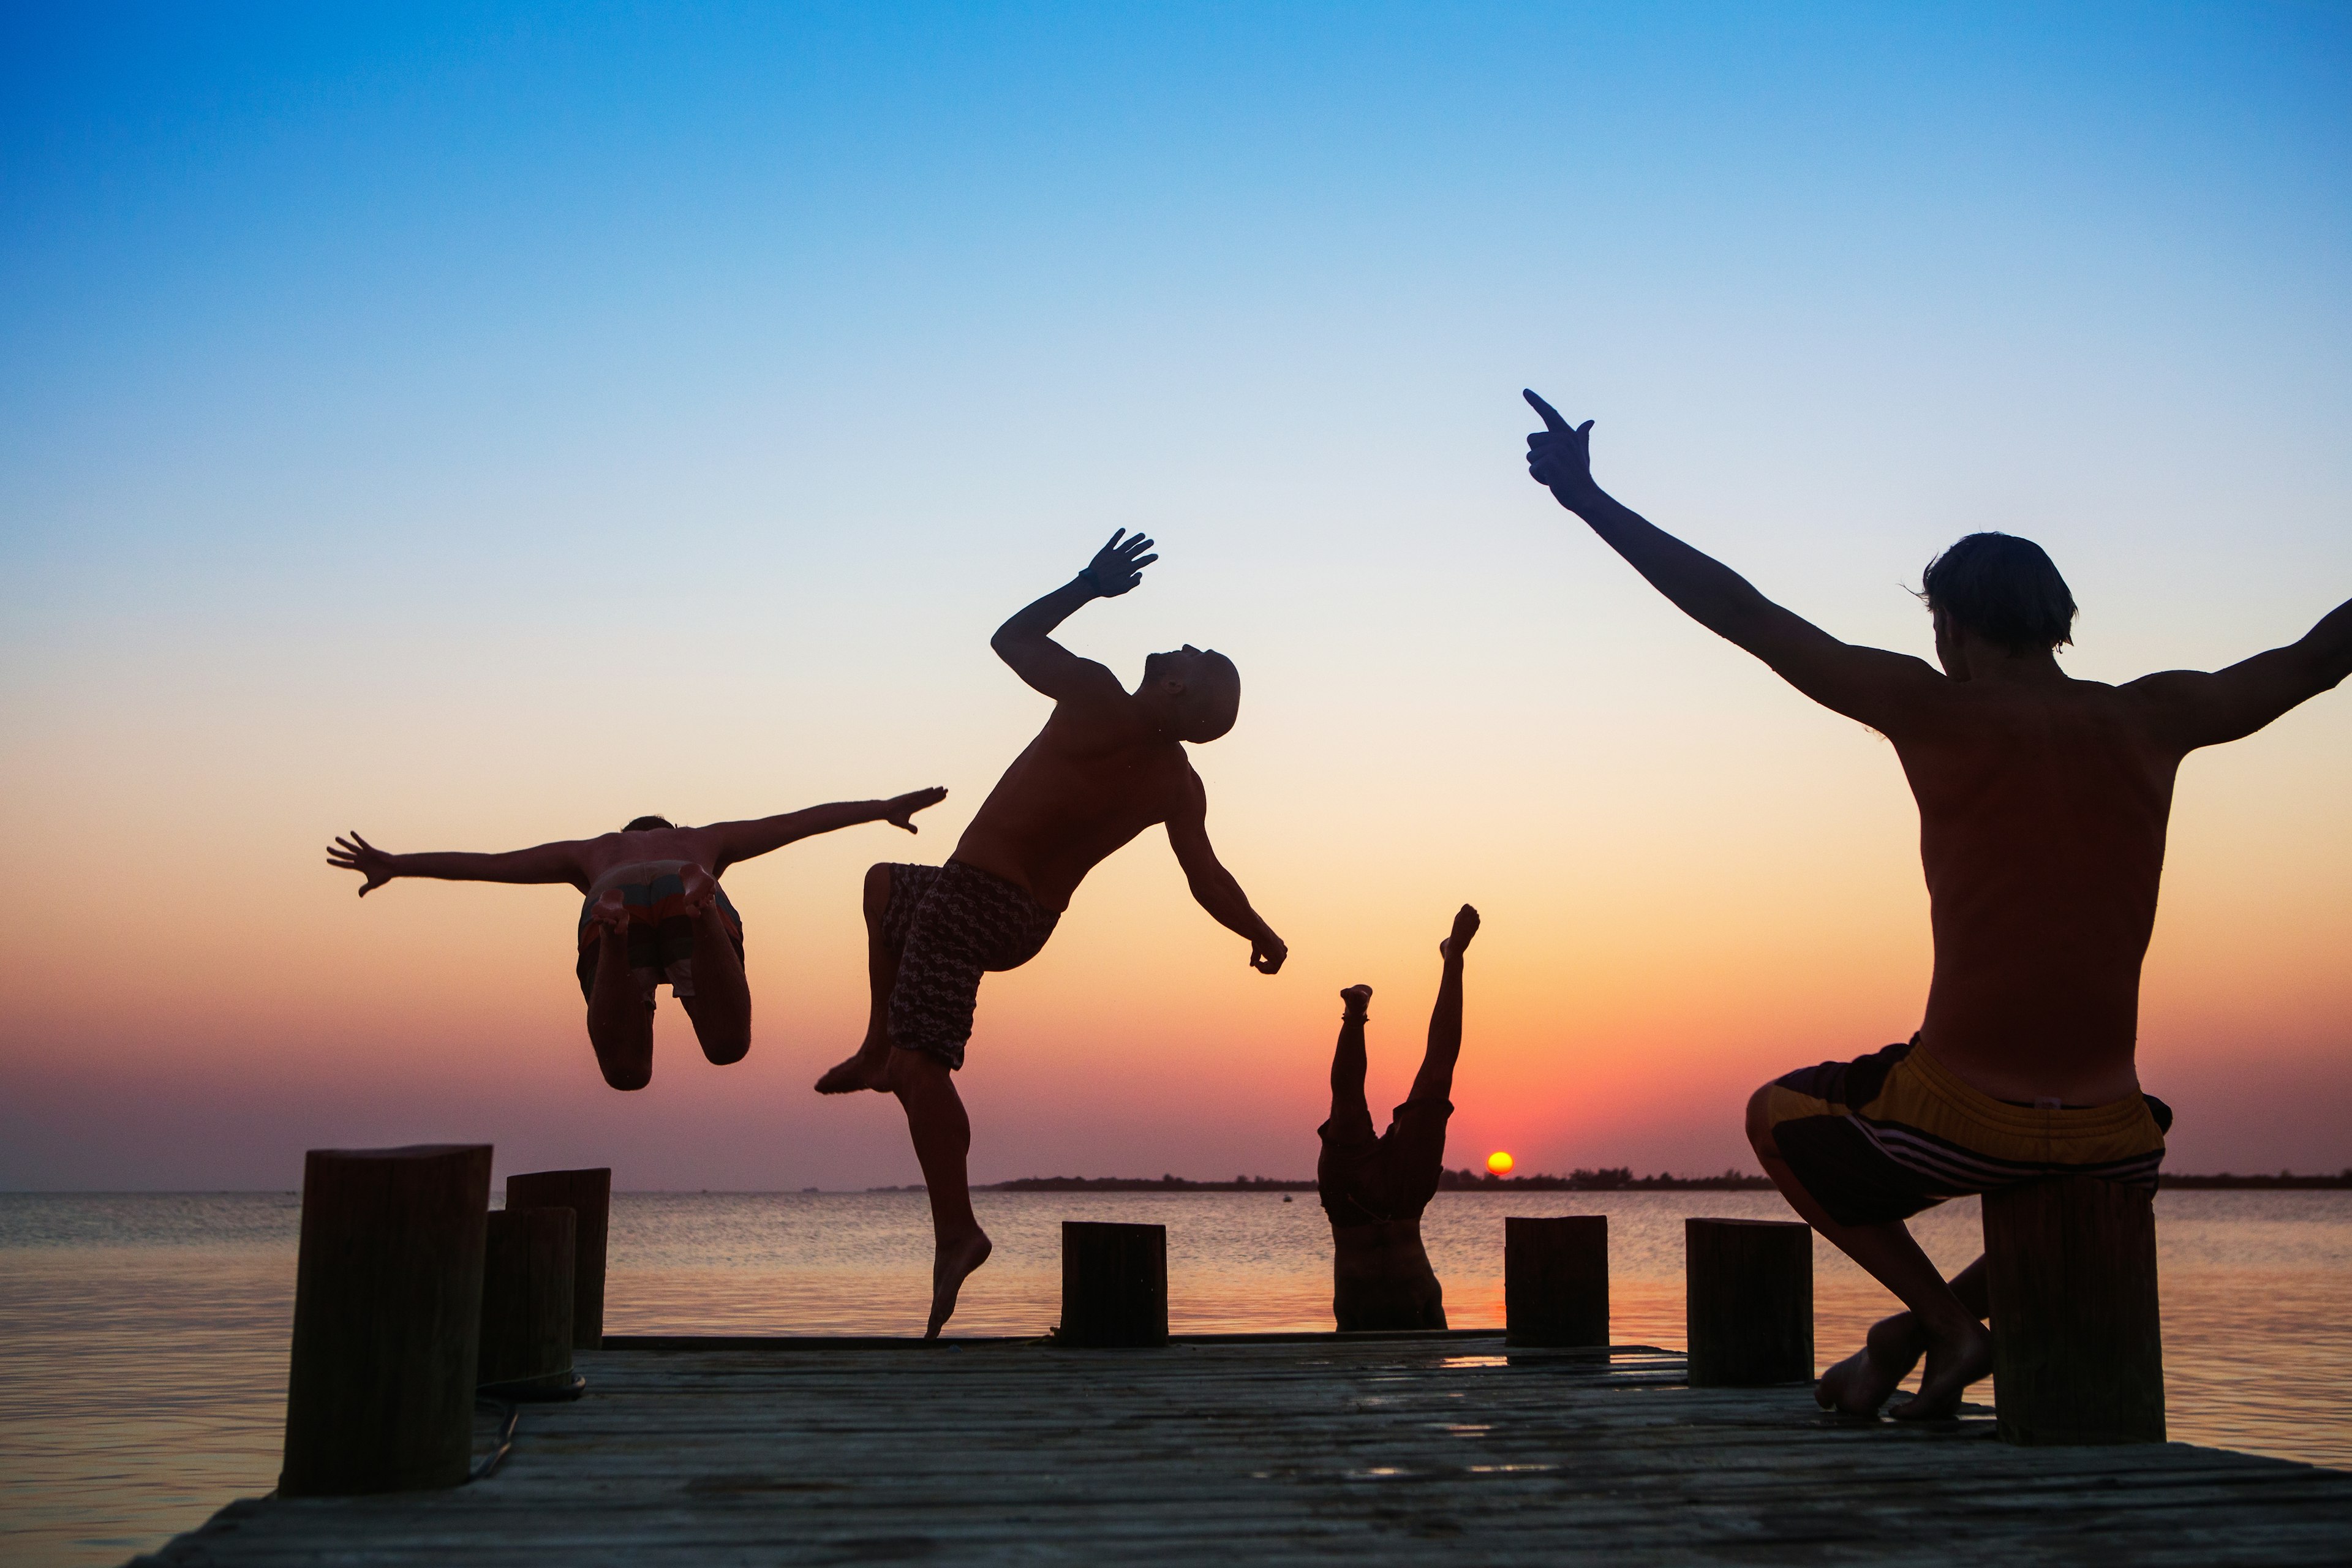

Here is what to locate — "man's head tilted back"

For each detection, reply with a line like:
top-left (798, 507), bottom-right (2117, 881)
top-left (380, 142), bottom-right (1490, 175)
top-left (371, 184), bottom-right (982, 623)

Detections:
top-left (1143, 644), bottom-right (1243, 742)
top-left (1921, 533), bottom-right (2078, 657)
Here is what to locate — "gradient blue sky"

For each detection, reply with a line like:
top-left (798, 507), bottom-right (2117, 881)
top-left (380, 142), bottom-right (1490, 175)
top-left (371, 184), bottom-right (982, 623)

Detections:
top-left (4, 3), bottom-right (2348, 1189)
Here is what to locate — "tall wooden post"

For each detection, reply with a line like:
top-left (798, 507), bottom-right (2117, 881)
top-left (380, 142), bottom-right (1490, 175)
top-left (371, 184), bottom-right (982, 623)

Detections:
top-left (1685, 1217), bottom-right (1812, 1386)
top-left (1059, 1221), bottom-right (1168, 1348)
top-left (1983, 1177), bottom-right (2165, 1445)
top-left (505, 1167), bottom-right (611, 1349)
top-left (280, 1144), bottom-right (493, 1496)
top-left (1506, 1215), bottom-right (1609, 1348)
top-left (477, 1206), bottom-right (578, 1398)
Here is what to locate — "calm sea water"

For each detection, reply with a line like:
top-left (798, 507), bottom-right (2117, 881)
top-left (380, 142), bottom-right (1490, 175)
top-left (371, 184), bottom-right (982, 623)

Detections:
top-left (4, 1188), bottom-right (2347, 1566)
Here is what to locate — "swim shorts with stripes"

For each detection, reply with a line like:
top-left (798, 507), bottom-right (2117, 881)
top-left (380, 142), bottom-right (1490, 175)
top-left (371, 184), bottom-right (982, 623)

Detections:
top-left (1763, 1035), bottom-right (2171, 1227)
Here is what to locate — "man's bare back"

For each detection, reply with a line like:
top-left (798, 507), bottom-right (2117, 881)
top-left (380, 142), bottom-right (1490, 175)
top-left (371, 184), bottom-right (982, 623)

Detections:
top-left (1892, 671), bottom-right (2182, 1102)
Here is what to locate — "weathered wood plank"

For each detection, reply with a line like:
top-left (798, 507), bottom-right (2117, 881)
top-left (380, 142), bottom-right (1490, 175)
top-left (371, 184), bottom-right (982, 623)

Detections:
top-left (138, 1336), bottom-right (2352, 1567)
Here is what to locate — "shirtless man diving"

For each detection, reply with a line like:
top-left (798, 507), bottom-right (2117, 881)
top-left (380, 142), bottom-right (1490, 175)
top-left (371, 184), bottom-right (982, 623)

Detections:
top-left (326, 790), bottom-right (945, 1090)
top-left (816, 529), bottom-right (1288, 1336)
top-left (1523, 388), bottom-right (2351, 1420)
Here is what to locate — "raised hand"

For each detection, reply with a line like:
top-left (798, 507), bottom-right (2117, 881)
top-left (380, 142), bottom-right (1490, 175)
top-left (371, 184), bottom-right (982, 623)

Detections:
top-left (1441, 902), bottom-right (1480, 961)
top-left (1523, 390), bottom-right (1597, 499)
top-left (883, 786), bottom-right (949, 832)
top-left (1250, 929), bottom-right (1288, 975)
top-left (1340, 982), bottom-right (1372, 1019)
top-left (326, 832), bottom-right (398, 897)
top-left (1080, 529), bottom-right (1159, 597)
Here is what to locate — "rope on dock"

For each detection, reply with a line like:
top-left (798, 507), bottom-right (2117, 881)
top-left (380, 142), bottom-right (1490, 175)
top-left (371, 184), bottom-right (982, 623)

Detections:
top-left (470, 1400), bottom-right (520, 1483)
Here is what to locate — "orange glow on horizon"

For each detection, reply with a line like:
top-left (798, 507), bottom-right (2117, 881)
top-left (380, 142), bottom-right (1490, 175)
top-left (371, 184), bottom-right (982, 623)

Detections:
top-left (1487, 1152), bottom-right (1515, 1176)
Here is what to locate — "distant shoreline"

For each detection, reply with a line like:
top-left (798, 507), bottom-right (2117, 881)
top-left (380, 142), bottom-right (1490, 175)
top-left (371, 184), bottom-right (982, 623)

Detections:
top-left (967, 1168), bottom-right (2352, 1194)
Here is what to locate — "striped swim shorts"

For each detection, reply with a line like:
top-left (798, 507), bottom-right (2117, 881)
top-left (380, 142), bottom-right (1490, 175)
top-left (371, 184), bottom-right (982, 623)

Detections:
top-left (575, 872), bottom-right (744, 1003)
top-left (1763, 1036), bottom-right (2171, 1227)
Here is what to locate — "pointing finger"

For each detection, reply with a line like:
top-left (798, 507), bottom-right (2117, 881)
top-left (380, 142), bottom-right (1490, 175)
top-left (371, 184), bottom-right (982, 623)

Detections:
top-left (1523, 389), bottom-right (1569, 434)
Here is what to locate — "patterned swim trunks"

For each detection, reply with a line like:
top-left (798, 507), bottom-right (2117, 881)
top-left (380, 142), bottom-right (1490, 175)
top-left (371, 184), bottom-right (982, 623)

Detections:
top-left (575, 873), bottom-right (744, 1003)
top-left (1763, 1035), bottom-right (2171, 1227)
top-left (880, 861), bottom-right (1061, 1070)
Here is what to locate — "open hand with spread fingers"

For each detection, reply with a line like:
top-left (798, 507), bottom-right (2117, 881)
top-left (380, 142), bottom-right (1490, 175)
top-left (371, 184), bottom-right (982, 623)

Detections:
top-left (1524, 389), bottom-right (1597, 502)
top-left (1080, 529), bottom-right (1159, 597)
top-left (326, 832), bottom-right (398, 896)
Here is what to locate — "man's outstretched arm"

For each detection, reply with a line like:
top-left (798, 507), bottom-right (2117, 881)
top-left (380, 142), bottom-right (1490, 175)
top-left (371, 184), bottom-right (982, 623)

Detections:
top-left (2126, 595), bottom-right (2352, 753)
top-left (325, 833), bottom-right (588, 897)
top-left (1165, 773), bottom-right (1287, 974)
top-left (1522, 390), bottom-right (1939, 729)
top-left (706, 788), bottom-right (948, 875)
top-left (990, 530), bottom-right (1159, 703)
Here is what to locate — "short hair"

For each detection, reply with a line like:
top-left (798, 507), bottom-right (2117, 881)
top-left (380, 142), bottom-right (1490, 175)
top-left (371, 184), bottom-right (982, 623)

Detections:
top-left (1182, 651), bottom-right (1243, 743)
top-left (621, 815), bottom-right (675, 832)
top-left (1919, 533), bottom-right (2076, 654)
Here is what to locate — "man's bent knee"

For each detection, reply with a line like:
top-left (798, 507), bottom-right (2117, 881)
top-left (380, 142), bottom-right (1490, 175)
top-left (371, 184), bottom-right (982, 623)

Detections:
top-left (600, 1058), bottom-right (653, 1091)
top-left (700, 1030), bottom-right (751, 1067)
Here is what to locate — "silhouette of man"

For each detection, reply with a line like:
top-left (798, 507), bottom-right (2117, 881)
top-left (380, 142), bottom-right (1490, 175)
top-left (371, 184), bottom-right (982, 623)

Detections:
top-left (816, 530), bottom-right (1287, 1336)
top-left (326, 790), bottom-right (945, 1090)
top-left (1321, 904), bottom-right (1479, 1331)
top-left (1525, 388), bottom-right (2352, 1420)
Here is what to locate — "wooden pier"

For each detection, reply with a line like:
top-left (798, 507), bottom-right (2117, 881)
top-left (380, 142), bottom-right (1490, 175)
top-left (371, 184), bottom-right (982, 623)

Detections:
top-left (138, 1332), bottom-right (2352, 1566)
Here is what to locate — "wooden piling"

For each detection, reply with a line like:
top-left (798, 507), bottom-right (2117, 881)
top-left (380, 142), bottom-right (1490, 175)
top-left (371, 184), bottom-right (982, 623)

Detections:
top-left (504, 1167), bottom-right (611, 1349)
top-left (1685, 1217), bottom-right (1812, 1386)
top-left (1983, 1176), bottom-right (2165, 1445)
top-left (477, 1206), bottom-right (578, 1398)
top-left (1505, 1215), bottom-right (1609, 1348)
top-left (1058, 1221), bottom-right (1168, 1348)
top-left (279, 1144), bottom-right (492, 1497)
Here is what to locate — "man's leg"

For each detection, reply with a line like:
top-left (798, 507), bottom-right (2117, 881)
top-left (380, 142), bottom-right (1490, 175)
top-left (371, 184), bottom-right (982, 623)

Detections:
top-left (1329, 986), bottom-right (1378, 1143)
top-left (1815, 1259), bottom-right (1990, 1417)
top-left (676, 865), bottom-right (751, 1066)
top-left (816, 864), bottom-right (900, 1094)
top-left (885, 1046), bottom-right (993, 1339)
top-left (584, 894), bottom-right (654, 1091)
top-left (1403, 904), bottom-right (1479, 1107)
top-left (1747, 1085), bottom-right (1991, 1419)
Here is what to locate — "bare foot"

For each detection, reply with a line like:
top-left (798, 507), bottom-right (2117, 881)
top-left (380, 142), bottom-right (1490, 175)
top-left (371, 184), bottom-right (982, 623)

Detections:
top-left (815, 1041), bottom-right (893, 1095)
top-left (1441, 903), bottom-right (1480, 960)
top-left (925, 1228), bottom-right (992, 1339)
top-left (1814, 1311), bottom-right (1926, 1416)
top-left (677, 862), bottom-right (718, 919)
top-left (1890, 1319), bottom-right (1994, 1420)
top-left (588, 889), bottom-right (630, 938)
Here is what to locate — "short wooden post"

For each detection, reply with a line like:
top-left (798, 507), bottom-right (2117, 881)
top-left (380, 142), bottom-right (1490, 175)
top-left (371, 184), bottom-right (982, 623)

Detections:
top-left (280, 1144), bottom-right (493, 1496)
top-left (1059, 1221), bottom-right (1167, 1348)
top-left (505, 1167), bottom-right (610, 1349)
top-left (477, 1206), bottom-right (578, 1398)
top-left (1983, 1177), bottom-right (2165, 1445)
top-left (1685, 1217), bottom-right (1812, 1386)
top-left (1506, 1215), bottom-right (1609, 1348)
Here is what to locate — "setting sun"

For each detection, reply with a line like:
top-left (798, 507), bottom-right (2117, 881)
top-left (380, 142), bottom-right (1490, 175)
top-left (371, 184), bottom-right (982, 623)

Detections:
top-left (1486, 1151), bottom-right (1515, 1176)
